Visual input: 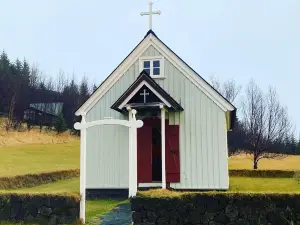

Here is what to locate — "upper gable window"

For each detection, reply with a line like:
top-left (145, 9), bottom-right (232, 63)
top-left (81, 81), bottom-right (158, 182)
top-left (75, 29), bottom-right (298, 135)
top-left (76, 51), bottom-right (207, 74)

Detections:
top-left (139, 56), bottom-right (165, 79)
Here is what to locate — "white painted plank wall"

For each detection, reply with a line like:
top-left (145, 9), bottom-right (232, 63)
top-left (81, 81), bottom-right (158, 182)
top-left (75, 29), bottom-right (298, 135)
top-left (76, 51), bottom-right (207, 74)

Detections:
top-left (85, 45), bottom-right (229, 189)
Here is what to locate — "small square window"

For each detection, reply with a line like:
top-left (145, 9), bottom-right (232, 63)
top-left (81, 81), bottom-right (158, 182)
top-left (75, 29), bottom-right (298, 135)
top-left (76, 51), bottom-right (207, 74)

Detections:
top-left (153, 68), bottom-right (160, 75)
top-left (144, 68), bottom-right (151, 75)
top-left (153, 60), bottom-right (160, 67)
top-left (144, 61), bottom-right (150, 68)
top-left (140, 57), bottom-right (164, 78)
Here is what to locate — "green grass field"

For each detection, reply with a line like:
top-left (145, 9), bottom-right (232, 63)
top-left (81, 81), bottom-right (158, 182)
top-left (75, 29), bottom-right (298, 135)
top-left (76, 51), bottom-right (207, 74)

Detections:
top-left (1, 142), bottom-right (300, 177)
top-left (230, 177), bottom-right (300, 192)
top-left (229, 154), bottom-right (300, 170)
top-left (86, 199), bottom-right (129, 224)
top-left (4, 178), bottom-right (79, 193)
top-left (0, 142), bottom-right (79, 177)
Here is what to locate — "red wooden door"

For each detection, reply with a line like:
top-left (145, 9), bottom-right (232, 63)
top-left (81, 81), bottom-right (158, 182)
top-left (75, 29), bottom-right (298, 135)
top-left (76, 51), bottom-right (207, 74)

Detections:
top-left (137, 124), bottom-right (152, 183)
top-left (166, 125), bottom-right (180, 182)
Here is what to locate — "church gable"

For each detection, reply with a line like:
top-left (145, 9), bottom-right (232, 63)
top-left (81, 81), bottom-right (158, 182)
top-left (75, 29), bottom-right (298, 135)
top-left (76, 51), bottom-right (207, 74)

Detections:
top-left (75, 30), bottom-right (235, 118)
top-left (128, 85), bottom-right (161, 105)
top-left (111, 71), bottom-right (183, 112)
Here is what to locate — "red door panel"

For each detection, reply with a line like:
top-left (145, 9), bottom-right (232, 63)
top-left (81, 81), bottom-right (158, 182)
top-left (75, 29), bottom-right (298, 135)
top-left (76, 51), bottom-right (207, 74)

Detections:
top-left (166, 125), bottom-right (180, 182)
top-left (137, 124), bottom-right (152, 183)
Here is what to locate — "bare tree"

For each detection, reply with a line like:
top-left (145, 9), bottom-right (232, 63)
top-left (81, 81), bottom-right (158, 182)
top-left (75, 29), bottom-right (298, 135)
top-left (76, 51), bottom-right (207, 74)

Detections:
top-left (5, 93), bottom-right (16, 131)
top-left (46, 76), bottom-right (54, 91)
top-left (55, 69), bottom-right (67, 94)
top-left (30, 64), bottom-right (43, 89)
top-left (210, 75), bottom-right (242, 103)
top-left (241, 80), bottom-right (292, 169)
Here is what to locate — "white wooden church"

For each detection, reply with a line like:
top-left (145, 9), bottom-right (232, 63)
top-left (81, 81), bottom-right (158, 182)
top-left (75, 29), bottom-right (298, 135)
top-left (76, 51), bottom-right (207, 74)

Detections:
top-left (75, 1), bottom-right (236, 213)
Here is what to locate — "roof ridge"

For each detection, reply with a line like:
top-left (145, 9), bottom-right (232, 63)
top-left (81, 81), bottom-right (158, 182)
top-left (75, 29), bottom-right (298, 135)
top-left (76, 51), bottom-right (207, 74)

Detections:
top-left (144, 29), bottom-right (157, 38)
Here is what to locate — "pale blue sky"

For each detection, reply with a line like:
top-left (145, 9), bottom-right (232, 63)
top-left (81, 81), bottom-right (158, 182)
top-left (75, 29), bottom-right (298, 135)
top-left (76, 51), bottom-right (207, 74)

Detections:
top-left (1, 0), bottom-right (299, 133)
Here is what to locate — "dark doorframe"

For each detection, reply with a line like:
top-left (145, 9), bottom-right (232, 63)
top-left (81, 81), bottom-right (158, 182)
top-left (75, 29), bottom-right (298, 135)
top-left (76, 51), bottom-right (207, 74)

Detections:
top-left (152, 124), bottom-right (162, 182)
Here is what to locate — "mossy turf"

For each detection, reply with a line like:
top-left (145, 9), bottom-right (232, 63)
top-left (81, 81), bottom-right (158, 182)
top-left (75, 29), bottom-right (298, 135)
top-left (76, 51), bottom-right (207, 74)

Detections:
top-left (0, 169), bottom-right (79, 190)
top-left (3, 178), bottom-right (80, 194)
top-left (3, 176), bottom-right (299, 195)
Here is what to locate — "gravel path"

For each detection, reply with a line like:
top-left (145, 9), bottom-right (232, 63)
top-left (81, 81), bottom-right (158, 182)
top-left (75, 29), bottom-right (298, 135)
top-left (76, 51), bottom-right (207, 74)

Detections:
top-left (99, 203), bottom-right (132, 225)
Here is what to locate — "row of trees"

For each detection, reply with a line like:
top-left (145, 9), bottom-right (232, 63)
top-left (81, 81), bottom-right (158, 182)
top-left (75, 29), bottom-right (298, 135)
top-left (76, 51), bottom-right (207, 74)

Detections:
top-left (210, 76), bottom-right (300, 169)
top-left (0, 51), bottom-right (96, 131)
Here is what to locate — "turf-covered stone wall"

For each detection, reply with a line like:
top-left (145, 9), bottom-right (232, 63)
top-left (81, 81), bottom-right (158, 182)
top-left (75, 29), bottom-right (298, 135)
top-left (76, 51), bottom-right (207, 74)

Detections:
top-left (229, 169), bottom-right (296, 178)
top-left (0, 169), bottom-right (80, 190)
top-left (0, 193), bottom-right (80, 224)
top-left (131, 191), bottom-right (300, 225)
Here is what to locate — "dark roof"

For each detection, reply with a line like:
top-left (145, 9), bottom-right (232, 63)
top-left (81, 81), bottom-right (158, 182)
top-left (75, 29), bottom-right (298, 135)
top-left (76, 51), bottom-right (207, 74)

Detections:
top-left (29, 102), bottom-right (63, 116)
top-left (111, 71), bottom-right (183, 112)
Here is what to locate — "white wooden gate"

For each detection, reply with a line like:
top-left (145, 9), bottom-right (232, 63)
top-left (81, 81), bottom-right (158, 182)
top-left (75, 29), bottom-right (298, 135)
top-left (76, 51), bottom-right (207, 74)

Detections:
top-left (74, 109), bottom-right (143, 223)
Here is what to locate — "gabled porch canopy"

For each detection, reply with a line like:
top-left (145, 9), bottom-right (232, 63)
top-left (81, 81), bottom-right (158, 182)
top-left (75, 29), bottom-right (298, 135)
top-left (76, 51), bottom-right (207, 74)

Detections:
top-left (111, 71), bottom-right (183, 113)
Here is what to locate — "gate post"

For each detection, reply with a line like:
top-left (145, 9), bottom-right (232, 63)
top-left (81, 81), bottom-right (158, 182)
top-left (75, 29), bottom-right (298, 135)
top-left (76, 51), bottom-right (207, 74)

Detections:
top-left (132, 109), bottom-right (138, 196)
top-left (74, 113), bottom-right (143, 222)
top-left (79, 113), bottom-right (87, 223)
top-left (127, 107), bottom-right (133, 197)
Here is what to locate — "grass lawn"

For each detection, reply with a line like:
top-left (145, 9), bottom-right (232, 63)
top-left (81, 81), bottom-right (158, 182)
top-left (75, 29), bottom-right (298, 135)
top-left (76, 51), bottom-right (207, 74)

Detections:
top-left (229, 154), bottom-right (300, 170)
top-left (229, 177), bottom-right (300, 192)
top-left (0, 142), bottom-right (79, 177)
top-left (4, 176), bottom-right (300, 194)
top-left (86, 199), bottom-right (129, 224)
top-left (0, 139), bottom-right (299, 178)
top-left (4, 178), bottom-right (79, 193)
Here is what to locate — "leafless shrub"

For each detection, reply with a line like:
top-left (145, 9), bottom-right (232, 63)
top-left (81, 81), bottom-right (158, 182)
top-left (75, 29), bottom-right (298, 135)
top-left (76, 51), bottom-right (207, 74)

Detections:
top-left (241, 80), bottom-right (292, 169)
top-left (210, 75), bottom-right (242, 103)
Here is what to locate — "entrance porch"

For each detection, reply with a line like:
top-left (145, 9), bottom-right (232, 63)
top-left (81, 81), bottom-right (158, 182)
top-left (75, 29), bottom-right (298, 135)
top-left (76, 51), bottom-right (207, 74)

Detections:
top-left (111, 71), bottom-right (183, 190)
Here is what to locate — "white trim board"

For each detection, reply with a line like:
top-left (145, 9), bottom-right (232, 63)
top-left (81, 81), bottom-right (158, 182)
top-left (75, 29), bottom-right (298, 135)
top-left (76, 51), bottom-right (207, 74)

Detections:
top-left (119, 80), bottom-right (172, 109)
top-left (75, 33), bottom-right (234, 116)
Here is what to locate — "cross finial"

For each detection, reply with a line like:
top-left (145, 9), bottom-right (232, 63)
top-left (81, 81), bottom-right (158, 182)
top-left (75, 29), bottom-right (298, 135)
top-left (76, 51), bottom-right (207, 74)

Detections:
top-left (140, 0), bottom-right (161, 30)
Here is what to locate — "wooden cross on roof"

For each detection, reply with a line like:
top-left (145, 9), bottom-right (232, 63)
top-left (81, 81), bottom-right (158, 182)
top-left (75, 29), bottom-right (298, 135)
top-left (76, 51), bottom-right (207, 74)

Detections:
top-left (140, 0), bottom-right (161, 30)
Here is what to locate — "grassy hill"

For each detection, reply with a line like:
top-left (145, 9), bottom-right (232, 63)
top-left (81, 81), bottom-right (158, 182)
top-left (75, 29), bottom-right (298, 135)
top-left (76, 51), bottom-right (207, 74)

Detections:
top-left (0, 142), bottom-right (79, 177)
top-left (0, 117), bottom-right (79, 177)
top-left (0, 119), bottom-right (79, 146)
top-left (0, 117), bottom-right (299, 177)
top-left (229, 153), bottom-right (300, 170)
top-left (0, 137), bottom-right (300, 177)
